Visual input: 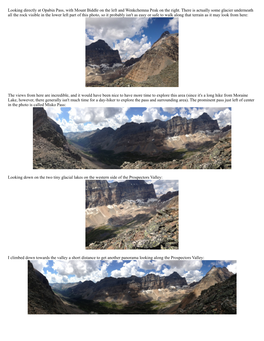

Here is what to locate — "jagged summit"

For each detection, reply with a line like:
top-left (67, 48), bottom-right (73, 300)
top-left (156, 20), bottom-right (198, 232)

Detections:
top-left (86, 39), bottom-right (112, 50)
top-left (85, 30), bottom-right (179, 87)
top-left (86, 39), bottom-right (121, 66)
top-left (76, 113), bottom-right (219, 156)
top-left (154, 30), bottom-right (171, 45)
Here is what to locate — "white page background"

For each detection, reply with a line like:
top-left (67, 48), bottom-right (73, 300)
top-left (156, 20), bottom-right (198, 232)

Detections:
top-left (1, 1), bottom-right (263, 340)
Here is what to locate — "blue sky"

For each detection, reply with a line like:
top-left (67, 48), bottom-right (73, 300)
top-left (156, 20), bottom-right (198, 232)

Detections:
top-left (31, 259), bottom-right (237, 284)
top-left (107, 180), bottom-right (179, 197)
top-left (46, 107), bottom-right (232, 133)
top-left (85, 17), bottom-right (179, 61)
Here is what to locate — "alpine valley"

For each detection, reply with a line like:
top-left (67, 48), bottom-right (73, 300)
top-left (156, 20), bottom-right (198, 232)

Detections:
top-left (33, 108), bottom-right (231, 169)
top-left (28, 261), bottom-right (236, 314)
top-left (85, 31), bottom-right (179, 87)
top-left (85, 180), bottom-right (179, 250)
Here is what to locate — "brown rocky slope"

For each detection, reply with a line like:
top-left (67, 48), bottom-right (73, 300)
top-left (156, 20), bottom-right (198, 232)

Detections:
top-left (86, 195), bottom-right (179, 250)
top-left (125, 32), bottom-right (178, 84)
top-left (33, 108), bottom-right (108, 169)
top-left (121, 130), bottom-right (231, 169)
top-left (28, 261), bottom-right (85, 314)
top-left (85, 31), bottom-right (178, 87)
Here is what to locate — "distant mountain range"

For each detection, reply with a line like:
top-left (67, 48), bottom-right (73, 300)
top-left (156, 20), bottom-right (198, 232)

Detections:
top-left (33, 108), bottom-right (231, 169)
top-left (85, 31), bottom-right (179, 87)
top-left (28, 261), bottom-right (236, 314)
top-left (71, 112), bottom-right (221, 155)
top-left (85, 180), bottom-right (179, 250)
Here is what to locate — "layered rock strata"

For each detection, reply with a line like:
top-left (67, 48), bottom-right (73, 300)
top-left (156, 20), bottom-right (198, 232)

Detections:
top-left (121, 130), bottom-right (231, 169)
top-left (125, 32), bottom-right (178, 83)
top-left (58, 271), bottom-right (187, 303)
top-left (85, 180), bottom-right (156, 208)
top-left (76, 113), bottom-right (220, 155)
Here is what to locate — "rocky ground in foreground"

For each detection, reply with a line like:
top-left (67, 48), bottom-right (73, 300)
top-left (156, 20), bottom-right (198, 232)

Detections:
top-left (121, 131), bottom-right (231, 169)
top-left (175, 274), bottom-right (237, 314)
top-left (33, 133), bottom-right (107, 169)
top-left (86, 196), bottom-right (179, 250)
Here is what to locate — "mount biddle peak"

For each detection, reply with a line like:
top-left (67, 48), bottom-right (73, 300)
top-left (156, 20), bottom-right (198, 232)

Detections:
top-left (85, 30), bottom-right (179, 87)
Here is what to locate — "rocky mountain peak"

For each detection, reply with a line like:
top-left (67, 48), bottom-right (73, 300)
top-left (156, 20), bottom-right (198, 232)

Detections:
top-left (33, 107), bottom-right (66, 148)
top-left (154, 30), bottom-right (171, 45)
top-left (124, 32), bottom-right (178, 83)
top-left (85, 180), bottom-right (156, 208)
top-left (28, 261), bottom-right (84, 314)
top-left (86, 39), bottom-right (122, 66)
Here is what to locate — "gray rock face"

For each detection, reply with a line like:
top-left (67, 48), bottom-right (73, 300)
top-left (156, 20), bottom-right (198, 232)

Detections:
top-left (86, 39), bottom-right (122, 66)
top-left (85, 180), bottom-right (113, 208)
top-left (85, 180), bottom-right (156, 208)
top-left (61, 271), bottom-right (187, 300)
top-left (28, 261), bottom-right (84, 314)
top-left (33, 107), bottom-right (66, 148)
top-left (77, 113), bottom-right (219, 154)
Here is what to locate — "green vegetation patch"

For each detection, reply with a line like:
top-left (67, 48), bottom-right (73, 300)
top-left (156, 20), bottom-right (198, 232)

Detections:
top-left (69, 298), bottom-right (161, 314)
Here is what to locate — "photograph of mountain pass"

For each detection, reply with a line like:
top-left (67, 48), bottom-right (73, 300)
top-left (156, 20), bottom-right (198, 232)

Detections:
top-left (85, 180), bottom-right (178, 249)
top-left (33, 107), bottom-right (231, 169)
top-left (85, 17), bottom-right (179, 87)
top-left (28, 260), bottom-right (236, 314)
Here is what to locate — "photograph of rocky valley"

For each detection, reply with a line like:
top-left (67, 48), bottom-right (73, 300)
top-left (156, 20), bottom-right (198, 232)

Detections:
top-left (28, 260), bottom-right (237, 314)
top-left (33, 107), bottom-right (231, 169)
top-left (85, 180), bottom-right (178, 249)
top-left (85, 18), bottom-right (178, 87)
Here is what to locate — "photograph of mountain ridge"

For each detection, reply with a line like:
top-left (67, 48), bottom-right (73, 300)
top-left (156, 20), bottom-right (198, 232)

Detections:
top-left (85, 180), bottom-right (179, 249)
top-left (85, 17), bottom-right (179, 87)
top-left (33, 107), bottom-right (231, 169)
top-left (28, 260), bottom-right (237, 314)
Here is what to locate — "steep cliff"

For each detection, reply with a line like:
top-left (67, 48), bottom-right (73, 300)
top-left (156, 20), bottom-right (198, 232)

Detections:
top-left (33, 108), bottom-right (108, 169)
top-left (125, 32), bottom-right (178, 83)
top-left (59, 271), bottom-right (187, 303)
top-left (172, 266), bottom-right (234, 311)
top-left (85, 180), bottom-right (156, 208)
top-left (86, 39), bottom-right (122, 66)
top-left (76, 113), bottom-right (220, 156)
top-left (28, 261), bottom-right (84, 314)
top-left (33, 107), bottom-right (67, 148)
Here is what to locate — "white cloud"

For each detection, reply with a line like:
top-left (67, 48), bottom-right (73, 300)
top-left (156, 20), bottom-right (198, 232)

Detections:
top-left (32, 260), bottom-right (234, 285)
top-left (112, 260), bottom-right (204, 283)
top-left (85, 18), bottom-right (150, 60)
top-left (114, 35), bottom-right (151, 61)
top-left (51, 107), bottom-right (130, 132)
top-left (31, 260), bottom-right (49, 272)
top-left (227, 261), bottom-right (237, 274)
top-left (147, 180), bottom-right (179, 196)
top-left (165, 18), bottom-right (179, 31)
top-left (162, 107), bottom-right (177, 115)
top-left (214, 108), bottom-right (232, 128)
top-left (45, 260), bottom-right (110, 283)
top-left (111, 260), bottom-right (145, 278)
top-left (45, 107), bottom-right (62, 120)
top-left (168, 107), bottom-right (231, 127)
top-left (131, 107), bottom-right (167, 123)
